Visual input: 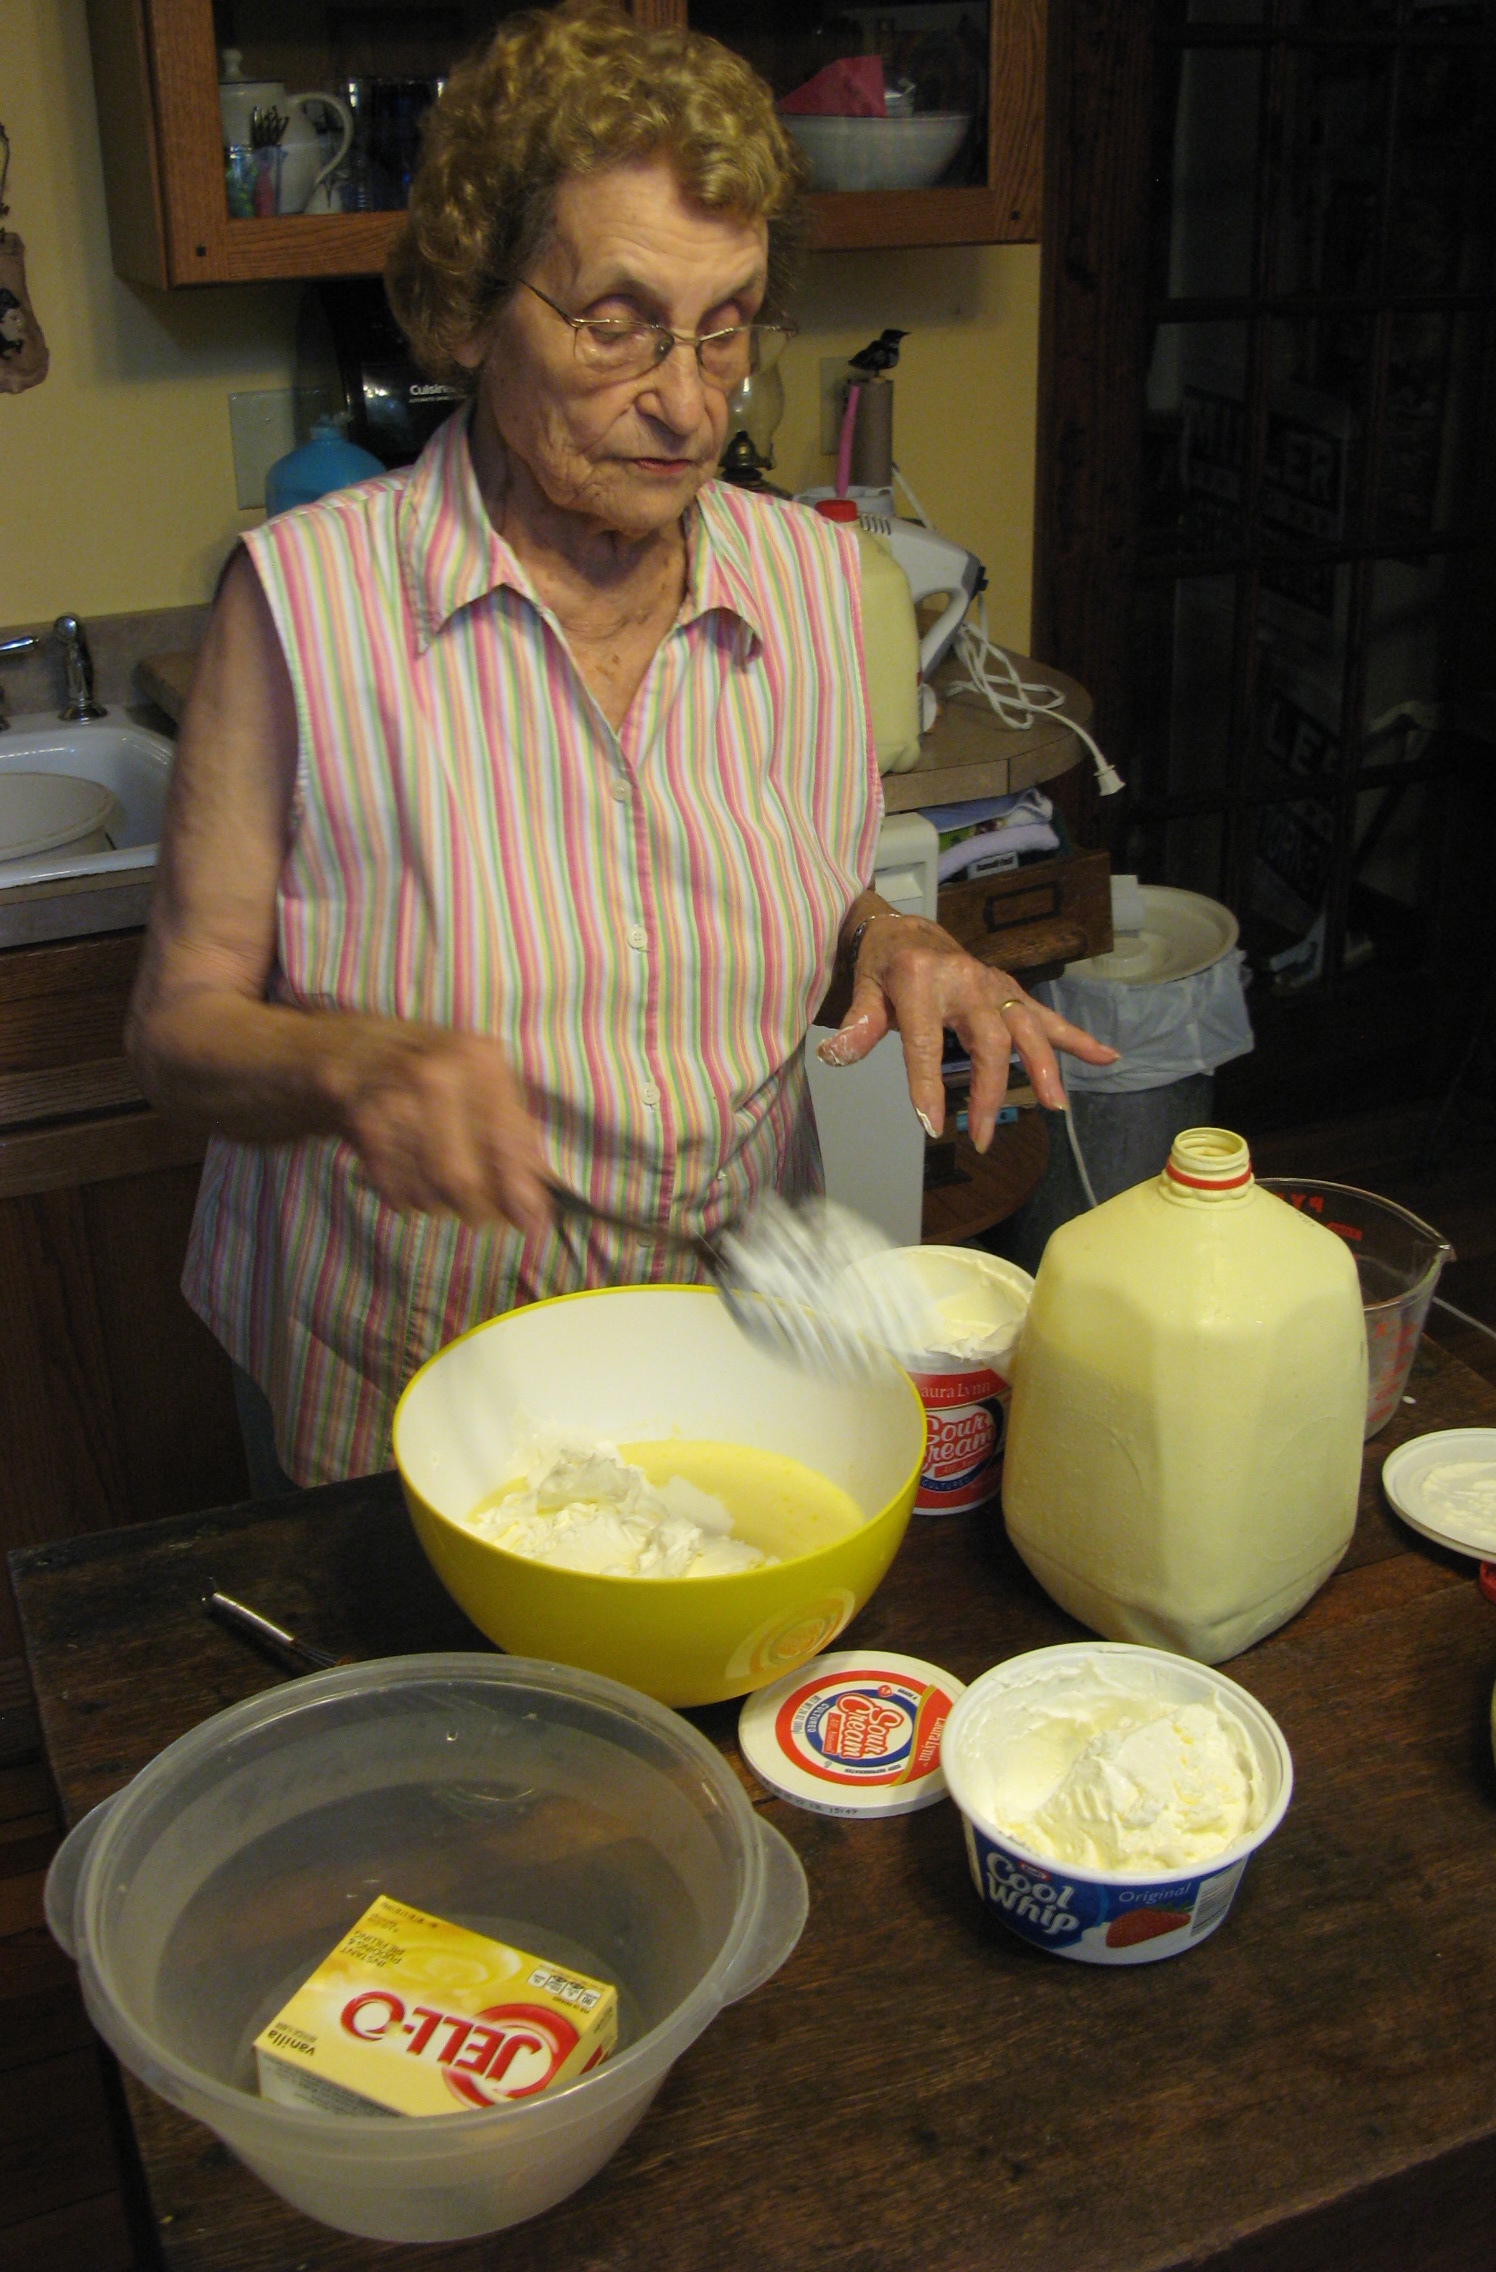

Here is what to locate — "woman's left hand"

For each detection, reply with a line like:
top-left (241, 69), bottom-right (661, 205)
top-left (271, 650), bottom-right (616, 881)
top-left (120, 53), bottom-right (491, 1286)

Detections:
top-left (816, 913), bottom-right (1120, 1153)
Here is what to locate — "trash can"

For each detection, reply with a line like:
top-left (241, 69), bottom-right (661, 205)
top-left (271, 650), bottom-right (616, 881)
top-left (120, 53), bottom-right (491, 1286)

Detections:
top-left (991, 883), bottom-right (1254, 1275)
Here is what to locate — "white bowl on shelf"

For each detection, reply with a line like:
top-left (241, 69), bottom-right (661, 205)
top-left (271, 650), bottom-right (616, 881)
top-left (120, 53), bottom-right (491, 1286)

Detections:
top-left (780, 113), bottom-right (973, 193)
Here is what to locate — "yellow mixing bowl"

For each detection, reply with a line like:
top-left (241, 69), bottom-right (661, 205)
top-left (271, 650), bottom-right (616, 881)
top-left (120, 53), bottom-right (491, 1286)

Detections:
top-left (392, 1285), bottom-right (926, 1708)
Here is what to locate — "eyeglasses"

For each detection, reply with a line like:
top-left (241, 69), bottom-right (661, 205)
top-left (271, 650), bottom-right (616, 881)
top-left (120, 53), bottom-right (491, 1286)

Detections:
top-left (510, 278), bottom-right (794, 388)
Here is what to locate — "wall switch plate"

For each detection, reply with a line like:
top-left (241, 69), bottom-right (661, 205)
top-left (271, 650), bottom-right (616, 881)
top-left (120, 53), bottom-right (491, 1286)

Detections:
top-left (820, 356), bottom-right (852, 454)
top-left (228, 388), bottom-right (298, 510)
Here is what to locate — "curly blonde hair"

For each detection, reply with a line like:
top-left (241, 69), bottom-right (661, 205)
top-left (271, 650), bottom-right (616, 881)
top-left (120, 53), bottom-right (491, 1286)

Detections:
top-left (386, 0), bottom-right (806, 391)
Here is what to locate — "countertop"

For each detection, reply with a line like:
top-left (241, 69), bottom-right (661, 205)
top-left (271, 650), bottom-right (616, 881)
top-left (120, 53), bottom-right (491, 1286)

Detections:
top-left (12, 1337), bottom-right (1496, 2272)
top-left (138, 648), bottom-right (1091, 809)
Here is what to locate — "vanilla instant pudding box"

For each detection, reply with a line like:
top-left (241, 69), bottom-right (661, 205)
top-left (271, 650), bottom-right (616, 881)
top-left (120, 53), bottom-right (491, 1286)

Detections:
top-left (254, 1894), bottom-right (617, 2116)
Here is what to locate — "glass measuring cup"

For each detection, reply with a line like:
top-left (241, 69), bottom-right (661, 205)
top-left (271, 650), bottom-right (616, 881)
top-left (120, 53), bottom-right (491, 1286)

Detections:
top-left (1257, 1177), bottom-right (1453, 1436)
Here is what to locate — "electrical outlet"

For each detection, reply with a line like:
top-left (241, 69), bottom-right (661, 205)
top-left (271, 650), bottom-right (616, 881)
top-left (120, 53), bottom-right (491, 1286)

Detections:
top-left (228, 388), bottom-right (298, 510)
top-left (820, 356), bottom-right (851, 454)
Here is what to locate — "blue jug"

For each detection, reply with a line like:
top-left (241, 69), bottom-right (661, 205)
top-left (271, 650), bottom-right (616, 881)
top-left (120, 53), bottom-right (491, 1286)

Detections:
top-left (264, 416), bottom-right (383, 515)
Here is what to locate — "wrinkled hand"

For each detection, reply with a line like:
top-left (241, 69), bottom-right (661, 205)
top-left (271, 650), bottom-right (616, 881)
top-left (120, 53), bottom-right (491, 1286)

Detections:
top-left (816, 914), bottom-right (1120, 1152)
top-left (338, 1023), bottom-right (551, 1235)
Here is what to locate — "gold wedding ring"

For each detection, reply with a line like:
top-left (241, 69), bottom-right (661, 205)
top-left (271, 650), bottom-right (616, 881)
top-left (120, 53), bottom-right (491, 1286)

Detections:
top-left (998, 996), bottom-right (1026, 1015)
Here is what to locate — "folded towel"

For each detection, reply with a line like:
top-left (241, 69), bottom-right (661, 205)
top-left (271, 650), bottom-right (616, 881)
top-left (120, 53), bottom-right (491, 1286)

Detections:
top-left (920, 792), bottom-right (1032, 833)
top-left (931, 789), bottom-right (1059, 882)
top-left (938, 820), bottom-right (1060, 882)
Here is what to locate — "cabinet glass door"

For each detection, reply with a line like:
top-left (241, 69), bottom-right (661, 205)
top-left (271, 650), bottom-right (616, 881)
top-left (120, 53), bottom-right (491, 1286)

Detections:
top-left (211, 1), bottom-right (524, 222)
top-left (689, 1), bottom-right (991, 192)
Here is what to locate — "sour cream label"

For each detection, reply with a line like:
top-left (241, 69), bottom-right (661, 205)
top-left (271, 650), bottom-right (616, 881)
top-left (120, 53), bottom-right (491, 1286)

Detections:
top-left (739, 1651), bottom-right (965, 1817)
top-left (907, 1364), bottom-right (1010, 1514)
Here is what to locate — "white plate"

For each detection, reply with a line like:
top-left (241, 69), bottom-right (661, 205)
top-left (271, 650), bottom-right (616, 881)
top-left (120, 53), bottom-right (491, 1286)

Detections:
top-left (1380, 1429), bottom-right (1496, 1560)
top-left (0, 772), bottom-right (120, 861)
top-left (1064, 886), bottom-right (1239, 985)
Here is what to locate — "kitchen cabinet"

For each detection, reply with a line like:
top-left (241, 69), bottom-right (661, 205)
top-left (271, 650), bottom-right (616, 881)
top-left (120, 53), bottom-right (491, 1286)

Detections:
top-left (84, 0), bottom-right (1043, 289)
top-left (938, 845), bottom-right (1111, 977)
top-left (0, 929), bottom-right (248, 1669)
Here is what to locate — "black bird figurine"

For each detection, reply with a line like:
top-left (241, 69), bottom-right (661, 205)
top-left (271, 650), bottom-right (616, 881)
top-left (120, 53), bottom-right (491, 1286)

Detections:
top-left (847, 328), bottom-right (908, 376)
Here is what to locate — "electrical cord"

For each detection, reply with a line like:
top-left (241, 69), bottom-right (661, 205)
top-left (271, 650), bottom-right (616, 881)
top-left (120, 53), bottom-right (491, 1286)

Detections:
top-left (891, 462), bottom-right (1124, 799)
top-left (1050, 1060), bottom-right (1101, 1211)
top-left (1431, 1294), bottom-right (1496, 1350)
top-left (946, 607), bottom-right (1126, 798)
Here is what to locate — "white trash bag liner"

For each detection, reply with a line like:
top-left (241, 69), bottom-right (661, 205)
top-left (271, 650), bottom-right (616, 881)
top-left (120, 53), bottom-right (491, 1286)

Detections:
top-left (1037, 948), bottom-right (1254, 1095)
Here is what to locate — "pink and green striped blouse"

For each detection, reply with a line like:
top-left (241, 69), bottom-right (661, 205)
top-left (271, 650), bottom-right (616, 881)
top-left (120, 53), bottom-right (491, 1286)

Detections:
top-left (182, 412), bottom-right (882, 1484)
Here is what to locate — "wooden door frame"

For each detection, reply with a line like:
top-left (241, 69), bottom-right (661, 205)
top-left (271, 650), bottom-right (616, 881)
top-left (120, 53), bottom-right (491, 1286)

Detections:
top-left (1031, 0), bottom-right (1156, 847)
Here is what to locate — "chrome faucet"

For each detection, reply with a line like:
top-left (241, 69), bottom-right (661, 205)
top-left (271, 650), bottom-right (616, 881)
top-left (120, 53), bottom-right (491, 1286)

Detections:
top-left (0, 632), bottom-right (38, 732)
top-left (53, 615), bottom-right (107, 722)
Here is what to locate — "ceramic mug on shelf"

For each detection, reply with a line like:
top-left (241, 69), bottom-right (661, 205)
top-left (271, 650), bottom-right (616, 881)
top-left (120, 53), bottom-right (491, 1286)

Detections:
top-left (274, 93), bottom-right (354, 216)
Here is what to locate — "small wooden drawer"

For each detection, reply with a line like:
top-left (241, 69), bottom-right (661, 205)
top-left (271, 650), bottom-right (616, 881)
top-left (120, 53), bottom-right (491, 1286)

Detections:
top-left (938, 849), bottom-right (1113, 978)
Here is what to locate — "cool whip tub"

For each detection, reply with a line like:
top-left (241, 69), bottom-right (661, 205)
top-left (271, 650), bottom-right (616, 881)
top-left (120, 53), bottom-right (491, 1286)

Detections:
top-left (941, 1643), bottom-right (1293, 1964)
top-left (848, 1247), bottom-right (1033, 1514)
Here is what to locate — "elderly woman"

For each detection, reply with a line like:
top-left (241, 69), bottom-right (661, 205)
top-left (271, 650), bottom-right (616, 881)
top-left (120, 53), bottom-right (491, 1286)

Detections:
top-left (127, 0), bottom-right (1114, 1490)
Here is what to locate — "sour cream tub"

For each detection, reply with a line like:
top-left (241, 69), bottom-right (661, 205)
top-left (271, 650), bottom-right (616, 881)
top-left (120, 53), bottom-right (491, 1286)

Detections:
top-left (941, 1644), bottom-right (1293, 1964)
top-left (849, 1247), bottom-right (1033, 1515)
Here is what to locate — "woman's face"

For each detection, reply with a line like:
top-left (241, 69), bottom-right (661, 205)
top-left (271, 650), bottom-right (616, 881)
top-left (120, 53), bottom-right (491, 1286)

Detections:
top-left (461, 155), bottom-right (769, 543)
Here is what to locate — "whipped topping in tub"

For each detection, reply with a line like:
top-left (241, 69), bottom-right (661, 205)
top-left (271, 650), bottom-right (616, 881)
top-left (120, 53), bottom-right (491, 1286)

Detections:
top-left (941, 1645), bottom-right (1291, 1963)
top-left (964, 1687), bottom-right (1267, 1874)
top-left (946, 1648), bottom-right (1272, 1873)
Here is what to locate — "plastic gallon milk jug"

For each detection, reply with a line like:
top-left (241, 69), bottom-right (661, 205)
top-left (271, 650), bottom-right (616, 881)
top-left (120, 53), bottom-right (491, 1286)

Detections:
top-left (1001, 1127), bottom-right (1368, 1663)
top-left (814, 499), bottom-right (921, 773)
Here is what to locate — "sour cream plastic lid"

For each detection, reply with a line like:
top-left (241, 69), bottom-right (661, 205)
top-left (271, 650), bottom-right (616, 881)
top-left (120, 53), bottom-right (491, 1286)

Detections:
top-left (738, 1650), bottom-right (964, 1817)
top-left (1381, 1428), bottom-right (1496, 1561)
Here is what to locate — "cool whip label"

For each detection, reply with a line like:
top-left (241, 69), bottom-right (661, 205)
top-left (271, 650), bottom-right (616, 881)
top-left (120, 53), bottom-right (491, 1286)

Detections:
top-left (962, 1818), bottom-right (1247, 1964)
top-left (253, 1895), bottom-right (617, 2117)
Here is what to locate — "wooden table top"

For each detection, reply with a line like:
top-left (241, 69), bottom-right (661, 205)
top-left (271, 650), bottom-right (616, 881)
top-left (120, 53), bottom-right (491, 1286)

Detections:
top-left (12, 1338), bottom-right (1496, 2272)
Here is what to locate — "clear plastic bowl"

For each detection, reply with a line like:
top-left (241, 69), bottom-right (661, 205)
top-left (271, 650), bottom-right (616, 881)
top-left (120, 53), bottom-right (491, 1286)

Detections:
top-left (45, 1654), bottom-right (807, 2242)
top-left (1257, 1178), bottom-right (1452, 1436)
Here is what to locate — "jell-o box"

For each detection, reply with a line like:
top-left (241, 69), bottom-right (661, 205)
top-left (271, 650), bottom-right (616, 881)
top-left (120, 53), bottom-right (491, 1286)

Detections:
top-left (253, 1893), bottom-right (617, 2117)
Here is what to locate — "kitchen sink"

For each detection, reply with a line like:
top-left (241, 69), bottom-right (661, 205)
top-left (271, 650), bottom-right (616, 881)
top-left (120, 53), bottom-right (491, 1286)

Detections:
top-left (0, 712), bottom-right (173, 891)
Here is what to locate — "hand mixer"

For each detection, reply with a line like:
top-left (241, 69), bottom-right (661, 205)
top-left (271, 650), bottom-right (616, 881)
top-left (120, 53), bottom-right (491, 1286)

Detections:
top-left (546, 1183), bottom-right (936, 1380)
